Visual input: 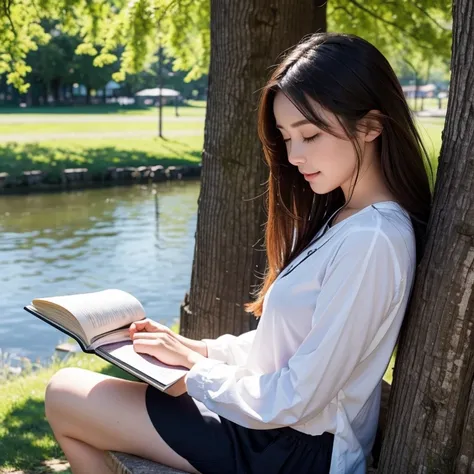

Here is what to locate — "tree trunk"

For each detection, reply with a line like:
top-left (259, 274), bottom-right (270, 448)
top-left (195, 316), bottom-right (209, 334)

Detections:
top-left (378, 0), bottom-right (474, 472)
top-left (179, 0), bottom-right (325, 339)
top-left (52, 78), bottom-right (60, 104)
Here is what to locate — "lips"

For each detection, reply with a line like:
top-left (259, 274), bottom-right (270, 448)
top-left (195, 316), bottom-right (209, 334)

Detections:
top-left (303, 171), bottom-right (321, 179)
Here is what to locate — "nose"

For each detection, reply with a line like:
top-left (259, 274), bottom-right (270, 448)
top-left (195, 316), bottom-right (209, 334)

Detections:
top-left (287, 143), bottom-right (306, 167)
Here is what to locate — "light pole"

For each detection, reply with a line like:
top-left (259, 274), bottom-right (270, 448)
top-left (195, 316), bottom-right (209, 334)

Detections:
top-left (157, 41), bottom-right (163, 138)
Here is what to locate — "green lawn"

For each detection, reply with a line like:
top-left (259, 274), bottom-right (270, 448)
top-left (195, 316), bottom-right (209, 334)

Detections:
top-left (0, 353), bottom-right (131, 473)
top-left (0, 120), bottom-right (204, 135)
top-left (0, 101), bottom-right (207, 116)
top-left (0, 137), bottom-right (203, 182)
top-left (0, 105), bottom-right (443, 185)
top-left (0, 322), bottom-right (180, 473)
top-left (0, 104), bottom-right (206, 181)
top-left (416, 117), bottom-right (444, 157)
top-left (406, 97), bottom-right (447, 112)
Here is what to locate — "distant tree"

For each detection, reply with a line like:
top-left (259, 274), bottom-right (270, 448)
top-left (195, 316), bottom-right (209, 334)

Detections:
top-left (26, 24), bottom-right (79, 104)
top-left (0, 0), bottom-right (210, 93)
top-left (1, 0), bottom-right (450, 94)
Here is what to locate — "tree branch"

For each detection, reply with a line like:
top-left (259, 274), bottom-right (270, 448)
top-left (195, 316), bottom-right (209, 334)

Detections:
top-left (413, 3), bottom-right (451, 31)
top-left (155, 0), bottom-right (183, 25)
top-left (2, 0), bottom-right (16, 36)
top-left (346, 0), bottom-right (434, 50)
top-left (331, 5), bottom-right (356, 20)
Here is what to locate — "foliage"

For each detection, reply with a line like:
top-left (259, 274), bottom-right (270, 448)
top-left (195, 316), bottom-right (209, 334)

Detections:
top-left (1, 0), bottom-right (450, 93)
top-left (0, 0), bottom-right (210, 92)
top-left (328, 0), bottom-right (452, 82)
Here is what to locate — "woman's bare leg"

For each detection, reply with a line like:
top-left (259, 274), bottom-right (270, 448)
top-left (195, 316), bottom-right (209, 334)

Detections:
top-left (45, 367), bottom-right (200, 474)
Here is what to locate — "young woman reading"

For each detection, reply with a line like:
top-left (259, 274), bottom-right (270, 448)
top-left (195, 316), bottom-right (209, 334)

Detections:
top-left (44, 32), bottom-right (432, 474)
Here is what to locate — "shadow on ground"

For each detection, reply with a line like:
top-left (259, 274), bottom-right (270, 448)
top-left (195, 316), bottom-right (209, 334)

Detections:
top-left (0, 105), bottom-right (167, 115)
top-left (0, 366), bottom-right (137, 473)
top-left (0, 142), bottom-right (201, 181)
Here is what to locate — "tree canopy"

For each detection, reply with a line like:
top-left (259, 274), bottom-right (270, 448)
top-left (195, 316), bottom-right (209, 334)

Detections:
top-left (1, 0), bottom-right (450, 93)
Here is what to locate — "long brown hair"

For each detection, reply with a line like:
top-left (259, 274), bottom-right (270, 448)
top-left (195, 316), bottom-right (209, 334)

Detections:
top-left (245, 32), bottom-right (433, 317)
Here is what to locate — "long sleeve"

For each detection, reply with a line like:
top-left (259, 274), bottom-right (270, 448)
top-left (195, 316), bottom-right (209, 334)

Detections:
top-left (201, 330), bottom-right (256, 366)
top-left (185, 230), bottom-right (402, 430)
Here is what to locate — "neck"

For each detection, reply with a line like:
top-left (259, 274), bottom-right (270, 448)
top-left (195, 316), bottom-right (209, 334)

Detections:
top-left (341, 153), bottom-right (395, 209)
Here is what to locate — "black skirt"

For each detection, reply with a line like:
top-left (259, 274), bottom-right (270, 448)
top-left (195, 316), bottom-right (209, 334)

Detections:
top-left (145, 385), bottom-right (334, 474)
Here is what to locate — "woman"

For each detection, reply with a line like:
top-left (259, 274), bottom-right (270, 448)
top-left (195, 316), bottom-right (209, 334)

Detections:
top-left (45, 32), bottom-right (433, 474)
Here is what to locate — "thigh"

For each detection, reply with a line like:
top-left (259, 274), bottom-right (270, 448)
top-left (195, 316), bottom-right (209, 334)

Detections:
top-left (145, 385), bottom-right (235, 474)
top-left (45, 367), bottom-right (200, 474)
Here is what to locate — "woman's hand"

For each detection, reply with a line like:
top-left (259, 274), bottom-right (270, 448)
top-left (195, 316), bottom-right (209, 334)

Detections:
top-left (129, 318), bottom-right (170, 339)
top-left (130, 324), bottom-right (206, 369)
top-left (129, 318), bottom-right (208, 358)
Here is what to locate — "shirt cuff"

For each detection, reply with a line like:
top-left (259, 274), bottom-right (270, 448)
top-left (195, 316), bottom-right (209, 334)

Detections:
top-left (185, 356), bottom-right (223, 401)
top-left (201, 337), bottom-right (228, 362)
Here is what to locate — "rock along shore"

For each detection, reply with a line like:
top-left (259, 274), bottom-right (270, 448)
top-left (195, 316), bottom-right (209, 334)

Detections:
top-left (0, 164), bottom-right (202, 195)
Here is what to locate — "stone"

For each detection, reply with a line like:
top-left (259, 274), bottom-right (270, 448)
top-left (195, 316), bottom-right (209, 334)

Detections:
top-left (151, 165), bottom-right (166, 182)
top-left (106, 452), bottom-right (187, 474)
top-left (0, 172), bottom-right (9, 188)
top-left (62, 168), bottom-right (89, 183)
top-left (23, 170), bottom-right (45, 185)
top-left (165, 166), bottom-right (182, 180)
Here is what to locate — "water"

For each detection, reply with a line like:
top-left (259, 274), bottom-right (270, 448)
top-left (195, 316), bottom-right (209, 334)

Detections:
top-left (0, 181), bottom-right (199, 361)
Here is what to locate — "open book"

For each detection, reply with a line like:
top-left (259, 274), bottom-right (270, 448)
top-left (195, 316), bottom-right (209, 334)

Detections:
top-left (24, 289), bottom-right (188, 395)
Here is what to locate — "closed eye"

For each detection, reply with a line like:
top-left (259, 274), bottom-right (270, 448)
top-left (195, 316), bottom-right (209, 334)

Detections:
top-left (283, 134), bottom-right (319, 144)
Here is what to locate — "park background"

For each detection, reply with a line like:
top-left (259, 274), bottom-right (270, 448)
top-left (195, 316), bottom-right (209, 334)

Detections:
top-left (0, 0), bottom-right (462, 473)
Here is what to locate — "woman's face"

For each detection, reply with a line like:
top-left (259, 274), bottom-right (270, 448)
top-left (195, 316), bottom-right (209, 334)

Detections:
top-left (273, 91), bottom-right (362, 196)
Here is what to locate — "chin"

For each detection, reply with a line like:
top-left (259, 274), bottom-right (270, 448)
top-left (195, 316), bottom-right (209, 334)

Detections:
top-left (310, 183), bottom-right (326, 194)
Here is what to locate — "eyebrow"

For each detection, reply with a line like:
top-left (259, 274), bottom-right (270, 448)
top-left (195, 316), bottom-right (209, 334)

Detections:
top-left (275, 119), bottom-right (312, 129)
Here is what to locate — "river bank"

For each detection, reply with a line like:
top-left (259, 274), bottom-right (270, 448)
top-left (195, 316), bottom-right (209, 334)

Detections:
top-left (0, 163), bottom-right (201, 194)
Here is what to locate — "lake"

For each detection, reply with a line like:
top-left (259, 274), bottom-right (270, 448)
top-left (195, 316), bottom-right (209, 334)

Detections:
top-left (0, 180), bottom-right (199, 361)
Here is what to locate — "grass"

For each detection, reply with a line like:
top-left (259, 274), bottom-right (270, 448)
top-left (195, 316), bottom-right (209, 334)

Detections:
top-left (0, 102), bottom-right (207, 116)
top-left (406, 97), bottom-right (447, 112)
top-left (0, 104), bottom-right (206, 181)
top-left (0, 109), bottom-right (442, 183)
top-left (0, 120), bottom-right (204, 135)
top-left (0, 137), bottom-right (203, 182)
top-left (0, 322), bottom-right (180, 473)
top-left (0, 352), bottom-right (134, 473)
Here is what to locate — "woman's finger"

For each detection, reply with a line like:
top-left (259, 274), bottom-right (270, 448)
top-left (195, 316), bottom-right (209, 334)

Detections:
top-left (132, 338), bottom-right (158, 356)
top-left (132, 331), bottom-right (167, 340)
top-left (130, 319), bottom-right (152, 331)
top-left (131, 319), bottom-right (168, 332)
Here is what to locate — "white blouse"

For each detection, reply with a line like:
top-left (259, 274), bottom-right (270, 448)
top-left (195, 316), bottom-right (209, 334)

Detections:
top-left (185, 200), bottom-right (416, 474)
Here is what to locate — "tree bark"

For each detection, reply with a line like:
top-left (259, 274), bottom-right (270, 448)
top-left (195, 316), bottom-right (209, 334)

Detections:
top-left (180, 1), bottom-right (325, 339)
top-left (378, 1), bottom-right (474, 472)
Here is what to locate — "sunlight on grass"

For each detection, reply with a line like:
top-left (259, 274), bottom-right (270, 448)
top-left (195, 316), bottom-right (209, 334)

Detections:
top-left (0, 353), bottom-right (129, 472)
top-left (0, 107), bottom-right (442, 186)
top-left (0, 135), bottom-right (203, 180)
top-left (0, 102), bottom-right (207, 117)
top-left (0, 119), bottom-right (204, 135)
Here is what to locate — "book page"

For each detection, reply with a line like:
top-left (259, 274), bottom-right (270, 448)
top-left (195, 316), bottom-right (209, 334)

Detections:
top-left (32, 289), bottom-right (145, 345)
top-left (97, 340), bottom-right (188, 387)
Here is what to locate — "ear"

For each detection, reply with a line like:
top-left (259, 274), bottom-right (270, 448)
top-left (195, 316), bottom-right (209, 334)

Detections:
top-left (360, 110), bottom-right (383, 143)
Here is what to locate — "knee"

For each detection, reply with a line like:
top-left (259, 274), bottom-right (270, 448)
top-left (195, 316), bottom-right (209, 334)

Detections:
top-left (45, 367), bottom-right (83, 423)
